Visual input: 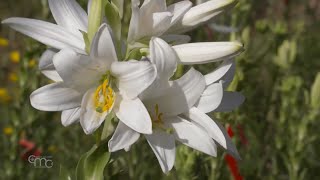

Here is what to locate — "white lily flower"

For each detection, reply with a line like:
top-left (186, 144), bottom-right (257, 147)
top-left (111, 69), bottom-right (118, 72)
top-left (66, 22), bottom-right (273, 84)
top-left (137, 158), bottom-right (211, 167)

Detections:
top-left (128, 0), bottom-right (237, 43)
top-left (128, 0), bottom-right (192, 43)
top-left (30, 24), bottom-right (157, 135)
top-left (2, 0), bottom-right (91, 80)
top-left (108, 38), bottom-right (244, 172)
top-left (109, 38), bottom-right (243, 172)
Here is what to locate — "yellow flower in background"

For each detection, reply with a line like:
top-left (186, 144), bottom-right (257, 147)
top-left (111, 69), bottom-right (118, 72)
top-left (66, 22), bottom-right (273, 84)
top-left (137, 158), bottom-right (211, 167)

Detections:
top-left (10, 50), bottom-right (20, 63)
top-left (0, 88), bottom-right (11, 103)
top-left (9, 72), bottom-right (18, 82)
top-left (48, 145), bottom-right (58, 153)
top-left (0, 37), bottom-right (9, 47)
top-left (28, 59), bottom-right (37, 68)
top-left (3, 127), bottom-right (13, 136)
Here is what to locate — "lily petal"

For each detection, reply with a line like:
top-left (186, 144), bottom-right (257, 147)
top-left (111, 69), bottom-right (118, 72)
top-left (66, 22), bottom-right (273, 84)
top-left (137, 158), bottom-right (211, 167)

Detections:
top-left (114, 96), bottom-right (152, 134)
top-left (221, 60), bottom-right (236, 88)
top-left (143, 68), bottom-right (205, 116)
top-left (160, 34), bottom-right (191, 45)
top-left (173, 42), bottom-right (243, 65)
top-left (151, 12), bottom-right (173, 37)
top-left (167, 0), bottom-right (192, 25)
top-left (195, 81), bottom-right (224, 113)
top-left (111, 60), bottom-right (157, 99)
top-left (146, 130), bottom-right (176, 173)
top-left (2, 18), bottom-right (85, 53)
top-left (170, 0), bottom-right (237, 33)
top-left (214, 92), bottom-right (245, 112)
top-left (48, 0), bottom-right (88, 34)
top-left (39, 49), bottom-right (62, 82)
top-left (30, 82), bottom-right (82, 111)
top-left (184, 107), bottom-right (226, 149)
top-left (204, 59), bottom-right (235, 85)
top-left (53, 49), bottom-right (106, 92)
top-left (150, 37), bottom-right (177, 80)
top-left (108, 121), bottom-right (140, 152)
top-left (215, 121), bottom-right (241, 160)
top-left (90, 23), bottom-right (118, 61)
top-left (140, 0), bottom-right (166, 13)
top-left (168, 116), bottom-right (217, 156)
top-left (61, 107), bottom-right (81, 127)
top-left (127, 0), bottom-right (140, 43)
top-left (80, 88), bottom-right (110, 134)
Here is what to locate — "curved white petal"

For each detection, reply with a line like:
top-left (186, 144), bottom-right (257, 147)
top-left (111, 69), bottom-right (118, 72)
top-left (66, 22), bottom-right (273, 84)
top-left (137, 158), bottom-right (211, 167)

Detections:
top-left (30, 82), bottom-right (82, 111)
top-left (173, 68), bottom-right (206, 109)
top-left (214, 92), bottom-right (245, 112)
top-left (39, 49), bottom-right (62, 82)
top-left (80, 88), bottom-right (111, 134)
top-left (90, 24), bottom-right (118, 61)
top-left (204, 59), bottom-right (235, 86)
top-left (195, 81), bottom-right (223, 113)
top-left (114, 97), bottom-right (152, 134)
top-left (146, 130), bottom-right (176, 173)
top-left (168, 116), bottom-right (217, 156)
top-left (184, 107), bottom-right (226, 149)
top-left (111, 60), bottom-right (157, 99)
top-left (2, 18), bottom-right (85, 53)
top-left (127, 0), bottom-right (141, 43)
top-left (221, 61), bottom-right (236, 88)
top-left (215, 121), bottom-right (241, 160)
top-left (143, 68), bottom-right (205, 116)
top-left (167, 0), bottom-right (192, 25)
top-left (53, 49), bottom-right (106, 92)
top-left (48, 0), bottom-right (88, 34)
top-left (170, 0), bottom-right (237, 33)
top-left (39, 49), bottom-right (56, 71)
top-left (173, 42), bottom-right (243, 65)
top-left (61, 107), bottom-right (81, 127)
top-left (140, 0), bottom-right (166, 13)
top-left (151, 12), bottom-right (173, 36)
top-left (160, 35), bottom-right (191, 45)
top-left (108, 121), bottom-right (140, 152)
top-left (150, 37), bottom-right (177, 80)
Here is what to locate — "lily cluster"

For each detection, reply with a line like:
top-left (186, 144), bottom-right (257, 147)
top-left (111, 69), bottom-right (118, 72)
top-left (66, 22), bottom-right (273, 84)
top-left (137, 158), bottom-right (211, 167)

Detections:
top-left (3, 0), bottom-right (244, 173)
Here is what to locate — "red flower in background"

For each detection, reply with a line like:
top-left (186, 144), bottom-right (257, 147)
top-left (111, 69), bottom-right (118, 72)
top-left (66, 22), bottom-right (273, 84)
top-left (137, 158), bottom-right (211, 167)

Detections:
top-left (225, 125), bottom-right (248, 180)
top-left (19, 139), bottom-right (42, 161)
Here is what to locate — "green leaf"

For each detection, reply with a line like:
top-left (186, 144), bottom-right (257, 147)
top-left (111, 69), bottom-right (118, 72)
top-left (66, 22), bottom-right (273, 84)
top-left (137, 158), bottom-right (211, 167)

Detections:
top-left (88, 0), bottom-right (104, 45)
top-left (59, 165), bottom-right (72, 180)
top-left (76, 141), bottom-right (110, 180)
top-left (311, 72), bottom-right (320, 109)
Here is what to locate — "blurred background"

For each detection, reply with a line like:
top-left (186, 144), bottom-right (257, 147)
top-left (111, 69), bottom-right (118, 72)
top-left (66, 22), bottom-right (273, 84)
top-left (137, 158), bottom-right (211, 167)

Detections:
top-left (0, 0), bottom-right (320, 179)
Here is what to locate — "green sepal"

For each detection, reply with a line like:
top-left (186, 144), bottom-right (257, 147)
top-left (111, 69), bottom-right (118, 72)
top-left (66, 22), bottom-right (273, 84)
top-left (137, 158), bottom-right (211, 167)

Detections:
top-left (76, 140), bottom-right (111, 180)
top-left (105, 0), bottom-right (122, 58)
top-left (80, 30), bottom-right (90, 54)
top-left (88, 0), bottom-right (104, 45)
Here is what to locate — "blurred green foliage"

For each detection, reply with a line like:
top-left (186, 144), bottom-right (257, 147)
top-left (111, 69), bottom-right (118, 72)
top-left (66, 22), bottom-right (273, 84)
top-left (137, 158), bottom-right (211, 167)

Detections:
top-left (0, 0), bottom-right (320, 179)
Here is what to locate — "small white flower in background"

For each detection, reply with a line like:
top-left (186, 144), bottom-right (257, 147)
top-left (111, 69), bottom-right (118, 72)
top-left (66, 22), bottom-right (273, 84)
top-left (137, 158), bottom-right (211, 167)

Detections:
top-left (128, 0), bottom-right (238, 44)
top-left (109, 38), bottom-right (244, 173)
top-left (30, 24), bottom-right (156, 135)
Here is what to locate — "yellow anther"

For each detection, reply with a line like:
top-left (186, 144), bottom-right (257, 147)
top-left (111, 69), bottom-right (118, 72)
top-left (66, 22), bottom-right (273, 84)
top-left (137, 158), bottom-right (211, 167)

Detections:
top-left (94, 79), bottom-right (115, 113)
